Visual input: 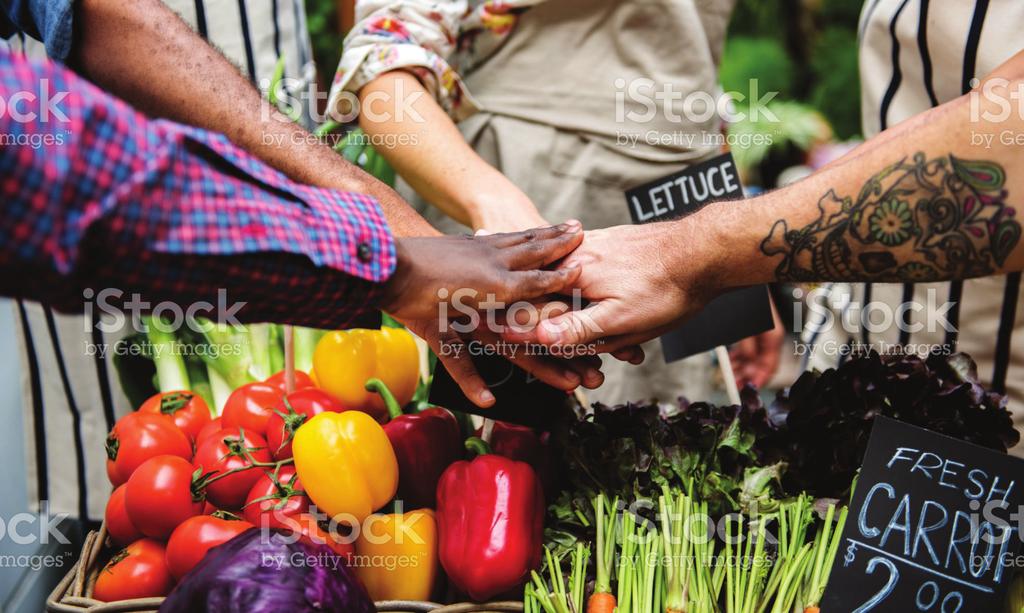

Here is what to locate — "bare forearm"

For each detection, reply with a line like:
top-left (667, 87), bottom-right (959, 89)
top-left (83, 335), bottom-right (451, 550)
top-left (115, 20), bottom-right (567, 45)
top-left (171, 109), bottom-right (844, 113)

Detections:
top-left (358, 71), bottom-right (545, 231)
top-left (695, 68), bottom-right (1024, 291)
top-left (70, 0), bottom-right (437, 237)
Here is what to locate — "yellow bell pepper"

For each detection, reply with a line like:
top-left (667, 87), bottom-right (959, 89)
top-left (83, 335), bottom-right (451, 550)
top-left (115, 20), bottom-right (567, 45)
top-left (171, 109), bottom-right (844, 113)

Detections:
top-left (355, 510), bottom-right (438, 601)
top-left (313, 327), bottom-right (420, 422)
top-left (292, 411), bottom-right (398, 525)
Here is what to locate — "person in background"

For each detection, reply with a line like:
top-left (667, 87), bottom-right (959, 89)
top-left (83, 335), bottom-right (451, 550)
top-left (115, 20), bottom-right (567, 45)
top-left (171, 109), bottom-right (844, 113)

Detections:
top-left (0, 0), bottom-right (599, 535)
top-left (330, 0), bottom-right (786, 406)
top-left (796, 0), bottom-right (1024, 454)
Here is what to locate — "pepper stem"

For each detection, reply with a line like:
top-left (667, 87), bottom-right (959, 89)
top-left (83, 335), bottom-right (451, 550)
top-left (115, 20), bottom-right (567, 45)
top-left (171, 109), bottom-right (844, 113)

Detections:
top-left (464, 436), bottom-right (492, 456)
top-left (365, 378), bottom-right (403, 420)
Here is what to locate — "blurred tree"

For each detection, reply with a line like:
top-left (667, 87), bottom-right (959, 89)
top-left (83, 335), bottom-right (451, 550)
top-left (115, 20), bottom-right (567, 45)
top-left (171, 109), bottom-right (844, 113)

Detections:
top-left (723, 0), bottom-right (863, 183)
top-left (720, 37), bottom-right (796, 101)
top-left (809, 26), bottom-right (861, 139)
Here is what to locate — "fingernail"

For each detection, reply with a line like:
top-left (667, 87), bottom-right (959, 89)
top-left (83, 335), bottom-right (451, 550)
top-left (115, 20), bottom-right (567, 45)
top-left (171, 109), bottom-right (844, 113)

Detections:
top-left (564, 370), bottom-right (581, 386)
top-left (480, 390), bottom-right (495, 404)
top-left (585, 368), bottom-right (601, 383)
top-left (564, 219), bottom-right (582, 232)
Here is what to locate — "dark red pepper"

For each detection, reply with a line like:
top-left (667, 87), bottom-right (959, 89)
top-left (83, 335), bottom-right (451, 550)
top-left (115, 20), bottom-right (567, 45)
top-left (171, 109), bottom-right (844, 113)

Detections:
top-left (436, 437), bottom-right (544, 601)
top-left (366, 378), bottom-right (462, 510)
top-left (478, 421), bottom-right (554, 496)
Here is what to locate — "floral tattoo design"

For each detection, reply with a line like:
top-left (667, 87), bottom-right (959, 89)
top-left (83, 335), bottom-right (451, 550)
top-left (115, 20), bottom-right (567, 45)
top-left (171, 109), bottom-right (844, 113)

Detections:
top-left (761, 152), bottom-right (1021, 282)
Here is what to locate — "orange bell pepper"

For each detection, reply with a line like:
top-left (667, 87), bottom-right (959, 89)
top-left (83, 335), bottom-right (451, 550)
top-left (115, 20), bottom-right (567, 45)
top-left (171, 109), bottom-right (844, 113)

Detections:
top-left (292, 411), bottom-right (398, 525)
top-left (354, 509), bottom-right (438, 601)
top-left (312, 327), bottom-right (419, 422)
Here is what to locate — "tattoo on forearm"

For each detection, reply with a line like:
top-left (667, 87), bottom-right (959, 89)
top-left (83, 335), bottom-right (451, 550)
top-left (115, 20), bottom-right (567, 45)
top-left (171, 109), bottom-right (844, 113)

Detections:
top-left (761, 152), bottom-right (1020, 282)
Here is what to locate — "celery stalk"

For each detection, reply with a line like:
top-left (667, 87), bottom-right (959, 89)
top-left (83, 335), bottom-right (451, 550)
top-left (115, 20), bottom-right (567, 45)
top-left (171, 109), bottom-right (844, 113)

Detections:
top-left (208, 364), bottom-right (232, 416)
top-left (268, 324), bottom-right (284, 374)
top-left (248, 323), bottom-right (273, 381)
top-left (197, 320), bottom-right (255, 389)
top-left (185, 356), bottom-right (214, 413)
top-left (144, 316), bottom-right (189, 392)
top-left (293, 326), bottom-right (324, 373)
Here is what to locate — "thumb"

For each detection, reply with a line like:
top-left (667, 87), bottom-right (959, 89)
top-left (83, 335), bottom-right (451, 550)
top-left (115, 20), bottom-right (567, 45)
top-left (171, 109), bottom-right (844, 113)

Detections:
top-left (536, 303), bottom-right (613, 347)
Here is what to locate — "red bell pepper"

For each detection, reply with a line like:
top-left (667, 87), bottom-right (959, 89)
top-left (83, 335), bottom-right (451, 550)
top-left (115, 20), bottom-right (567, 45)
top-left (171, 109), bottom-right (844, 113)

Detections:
top-left (367, 378), bottom-right (462, 509)
top-left (436, 438), bottom-right (544, 601)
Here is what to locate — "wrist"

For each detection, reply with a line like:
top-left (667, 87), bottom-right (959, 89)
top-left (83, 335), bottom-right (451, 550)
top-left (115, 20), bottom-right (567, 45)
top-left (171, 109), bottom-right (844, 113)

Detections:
top-left (710, 195), bottom-right (780, 289)
top-left (457, 172), bottom-right (546, 232)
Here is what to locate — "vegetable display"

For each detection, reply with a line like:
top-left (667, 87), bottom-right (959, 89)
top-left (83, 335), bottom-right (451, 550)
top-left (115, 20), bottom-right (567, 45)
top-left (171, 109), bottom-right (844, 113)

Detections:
top-left (96, 320), bottom-right (1015, 612)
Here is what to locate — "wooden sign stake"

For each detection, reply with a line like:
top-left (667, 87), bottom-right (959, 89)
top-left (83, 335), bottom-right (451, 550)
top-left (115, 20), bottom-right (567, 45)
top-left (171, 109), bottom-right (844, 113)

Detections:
top-left (714, 345), bottom-right (741, 406)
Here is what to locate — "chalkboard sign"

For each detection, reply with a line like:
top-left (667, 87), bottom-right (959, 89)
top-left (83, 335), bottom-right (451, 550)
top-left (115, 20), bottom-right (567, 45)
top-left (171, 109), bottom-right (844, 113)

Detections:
top-left (428, 352), bottom-right (573, 429)
top-left (821, 417), bottom-right (1024, 612)
top-left (624, 153), bottom-right (773, 361)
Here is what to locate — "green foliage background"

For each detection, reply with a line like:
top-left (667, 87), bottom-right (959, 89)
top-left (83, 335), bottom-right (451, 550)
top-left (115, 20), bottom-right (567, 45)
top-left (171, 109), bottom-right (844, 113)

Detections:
top-left (724, 0), bottom-right (863, 140)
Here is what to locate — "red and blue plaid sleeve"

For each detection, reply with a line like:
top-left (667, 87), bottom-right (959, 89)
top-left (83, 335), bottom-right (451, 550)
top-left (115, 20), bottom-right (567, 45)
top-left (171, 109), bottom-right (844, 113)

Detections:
top-left (0, 48), bottom-right (397, 329)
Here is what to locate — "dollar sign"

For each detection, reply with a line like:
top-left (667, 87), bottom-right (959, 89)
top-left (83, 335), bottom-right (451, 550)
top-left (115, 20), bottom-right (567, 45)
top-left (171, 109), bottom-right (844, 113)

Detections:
top-left (844, 541), bottom-right (857, 566)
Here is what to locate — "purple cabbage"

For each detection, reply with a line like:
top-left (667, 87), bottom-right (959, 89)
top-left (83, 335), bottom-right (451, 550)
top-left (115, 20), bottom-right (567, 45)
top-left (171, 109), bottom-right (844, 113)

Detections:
top-left (159, 529), bottom-right (375, 613)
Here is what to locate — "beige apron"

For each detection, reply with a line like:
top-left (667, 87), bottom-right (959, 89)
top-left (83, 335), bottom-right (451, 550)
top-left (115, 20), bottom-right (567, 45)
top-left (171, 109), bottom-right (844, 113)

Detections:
top-left (407, 0), bottom-right (737, 405)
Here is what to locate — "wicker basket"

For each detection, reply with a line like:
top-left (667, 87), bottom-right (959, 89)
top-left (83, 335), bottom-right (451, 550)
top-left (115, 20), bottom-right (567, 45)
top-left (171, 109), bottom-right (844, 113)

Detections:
top-left (46, 525), bottom-right (523, 613)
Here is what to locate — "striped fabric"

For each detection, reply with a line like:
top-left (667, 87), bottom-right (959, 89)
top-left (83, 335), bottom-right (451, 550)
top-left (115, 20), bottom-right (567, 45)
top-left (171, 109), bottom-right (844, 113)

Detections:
top-left (805, 0), bottom-right (1024, 452)
top-left (6, 0), bottom-right (324, 521)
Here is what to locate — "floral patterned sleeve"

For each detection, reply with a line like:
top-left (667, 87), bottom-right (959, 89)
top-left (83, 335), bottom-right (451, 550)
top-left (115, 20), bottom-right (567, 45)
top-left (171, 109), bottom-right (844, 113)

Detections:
top-left (328, 0), bottom-right (544, 122)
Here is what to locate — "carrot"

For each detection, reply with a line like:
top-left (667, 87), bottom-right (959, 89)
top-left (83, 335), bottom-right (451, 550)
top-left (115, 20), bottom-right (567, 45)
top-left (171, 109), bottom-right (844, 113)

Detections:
top-left (804, 607), bottom-right (821, 613)
top-left (587, 591), bottom-right (616, 613)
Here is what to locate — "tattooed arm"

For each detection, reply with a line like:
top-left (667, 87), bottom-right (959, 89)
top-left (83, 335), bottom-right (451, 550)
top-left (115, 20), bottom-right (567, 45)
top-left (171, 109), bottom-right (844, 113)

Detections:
top-left (508, 51), bottom-right (1024, 351)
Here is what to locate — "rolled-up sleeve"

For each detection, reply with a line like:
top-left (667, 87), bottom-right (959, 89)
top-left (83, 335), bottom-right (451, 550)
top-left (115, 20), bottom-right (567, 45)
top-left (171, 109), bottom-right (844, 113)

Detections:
top-left (0, 0), bottom-right (75, 60)
top-left (328, 0), bottom-right (480, 122)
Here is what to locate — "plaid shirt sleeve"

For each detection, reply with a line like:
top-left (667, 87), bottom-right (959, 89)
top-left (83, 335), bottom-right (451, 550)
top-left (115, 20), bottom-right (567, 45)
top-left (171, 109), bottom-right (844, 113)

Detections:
top-left (0, 48), bottom-right (397, 329)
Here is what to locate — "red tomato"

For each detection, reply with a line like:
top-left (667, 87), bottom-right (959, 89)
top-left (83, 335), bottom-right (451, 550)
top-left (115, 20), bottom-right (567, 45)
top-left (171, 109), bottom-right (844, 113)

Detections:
top-left (165, 514), bottom-right (253, 580)
top-left (221, 382), bottom-right (282, 435)
top-left (104, 485), bottom-right (143, 547)
top-left (93, 538), bottom-right (173, 602)
top-left (125, 455), bottom-right (204, 539)
top-left (265, 370), bottom-right (315, 393)
top-left (137, 391), bottom-right (211, 441)
top-left (242, 466), bottom-right (310, 529)
top-left (105, 413), bottom-right (192, 487)
top-left (264, 389), bottom-right (346, 460)
top-left (192, 427), bottom-right (272, 509)
top-left (280, 513), bottom-right (354, 559)
top-left (195, 417), bottom-right (223, 448)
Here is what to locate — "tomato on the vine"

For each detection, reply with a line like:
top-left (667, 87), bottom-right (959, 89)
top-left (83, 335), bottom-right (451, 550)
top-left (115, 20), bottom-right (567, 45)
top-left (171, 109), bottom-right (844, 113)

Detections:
top-left (280, 512), bottom-right (354, 560)
top-left (93, 538), bottom-right (173, 602)
top-left (265, 389), bottom-right (346, 460)
top-left (192, 427), bottom-right (272, 509)
top-left (221, 382), bottom-right (282, 435)
top-left (104, 485), bottom-right (143, 547)
top-left (106, 413), bottom-right (192, 487)
top-left (242, 466), bottom-right (310, 529)
top-left (195, 417), bottom-right (223, 448)
top-left (265, 370), bottom-right (315, 393)
top-left (138, 391), bottom-right (211, 441)
top-left (124, 455), bottom-right (205, 539)
top-left (165, 514), bottom-right (253, 580)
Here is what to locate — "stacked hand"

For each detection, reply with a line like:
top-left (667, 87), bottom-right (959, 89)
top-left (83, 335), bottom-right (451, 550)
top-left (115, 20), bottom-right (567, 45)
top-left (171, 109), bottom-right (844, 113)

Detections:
top-left (380, 217), bottom-right (780, 407)
top-left (379, 222), bottom-right (605, 407)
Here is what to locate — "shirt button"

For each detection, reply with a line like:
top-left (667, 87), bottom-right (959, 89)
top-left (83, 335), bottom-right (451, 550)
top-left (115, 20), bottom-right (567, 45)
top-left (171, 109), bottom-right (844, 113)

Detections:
top-left (356, 243), bottom-right (373, 263)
